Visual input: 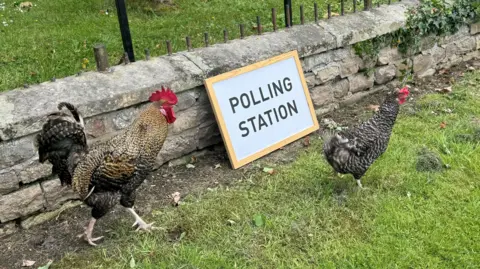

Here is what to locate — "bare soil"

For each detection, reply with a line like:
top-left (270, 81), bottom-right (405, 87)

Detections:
top-left (0, 60), bottom-right (476, 269)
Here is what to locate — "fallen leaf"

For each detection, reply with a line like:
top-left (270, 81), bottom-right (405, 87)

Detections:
top-left (37, 260), bottom-right (53, 269)
top-left (367, 104), bottom-right (380, 112)
top-left (214, 163), bottom-right (221, 169)
top-left (435, 87), bottom-right (452, 94)
top-left (438, 69), bottom-right (448, 74)
top-left (263, 167), bottom-right (275, 175)
top-left (440, 121), bottom-right (447, 129)
top-left (226, 219), bottom-right (236, 225)
top-left (323, 12), bottom-right (340, 18)
top-left (170, 192), bottom-right (181, 206)
top-left (19, 2), bottom-right (32, 8)
top-left (129, 257), bottom-right (136, 268)
top-left (186, 164), bottom-right (195, 169)
top-left (303, 136), bottom-right (310, 147)
top-left (252, 214), bottom-right (266, 227)
top-left (22, 260), bottom-right (35, 267)
top-left (190, 156), bottom-right (197, 163)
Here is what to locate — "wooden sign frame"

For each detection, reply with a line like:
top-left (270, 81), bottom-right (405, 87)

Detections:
top-left (204, 50), bottom-right (319, 169)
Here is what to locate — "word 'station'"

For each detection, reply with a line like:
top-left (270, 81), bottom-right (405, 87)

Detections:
top-left (229, 77), bottom-right (298, 137)
top-left (204, 50), bottom-right (319, 169)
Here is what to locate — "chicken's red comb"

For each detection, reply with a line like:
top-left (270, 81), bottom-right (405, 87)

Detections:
top-left (149, 86), bottom-right (178, 105)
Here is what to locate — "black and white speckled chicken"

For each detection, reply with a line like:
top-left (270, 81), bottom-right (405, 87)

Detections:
top-left (322, 87), bottom-right (410, 188)
top-left (34, 87), bottom-right (178, 246)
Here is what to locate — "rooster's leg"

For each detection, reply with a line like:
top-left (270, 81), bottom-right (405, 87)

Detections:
top-left (126, 207), bottom-right (158, 232)
top-left (121, 191), bottom-right (159, 232)
top-left (356, 179), bottom-right (363, 188)
top-left (77, 218), bottom-right (104, 246)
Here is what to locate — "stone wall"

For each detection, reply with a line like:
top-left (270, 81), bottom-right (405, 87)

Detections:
top-left (0, 0), bottom-right (479, 236)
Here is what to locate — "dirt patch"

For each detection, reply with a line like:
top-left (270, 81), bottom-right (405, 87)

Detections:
top-left (0, 60), bottom-right (476, 269)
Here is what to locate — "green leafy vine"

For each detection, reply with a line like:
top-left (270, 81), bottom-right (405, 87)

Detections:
top-left (353, 0), bottom-right (478, 84)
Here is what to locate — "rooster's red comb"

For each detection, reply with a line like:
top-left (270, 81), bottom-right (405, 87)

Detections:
top-left (149, 86), bottom-right (178, 105)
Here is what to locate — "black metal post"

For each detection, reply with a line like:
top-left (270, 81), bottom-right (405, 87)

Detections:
top-left (115, 0), bottom-right (135, 62)
top-left (186, 36), bottom-right (192, 51)
top-left (284, 0), bottom-right (292, 27)
top-left (145, 48), bottom-right (150, 60)
top-left (240, 24), bottom-right (245, 39)
top-left (223, 29), bottom-right (228, 43)
top-left (300, 5), bottom-right (305, 24)
top-left (286, 5), bottom-right (291, 27)
top-left (257, 16), bottom-right (262, 35)
top-left (272, 8), bottom-right (277, 31)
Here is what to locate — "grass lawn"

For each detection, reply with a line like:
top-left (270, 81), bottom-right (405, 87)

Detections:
top-left (0, 0), bottom-right (393, 92)
top-left (54, 70), bottom-right (480, 268)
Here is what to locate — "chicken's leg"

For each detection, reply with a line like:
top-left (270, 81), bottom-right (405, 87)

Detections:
top-left (77, 218), bottom-right (104, 246)
top-left (126, 207), bottom-right (158, 232)
top-left (354, 174), bottom-right (367, 190)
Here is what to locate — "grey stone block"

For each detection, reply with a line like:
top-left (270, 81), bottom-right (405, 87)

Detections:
top-left (0, 183), bottom-right (45, 222)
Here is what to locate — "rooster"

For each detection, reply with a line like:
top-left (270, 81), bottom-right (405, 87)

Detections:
top-left (35, 87), bottom-right (178, 246)
top-left (322, 87), bottom-right (410, 188)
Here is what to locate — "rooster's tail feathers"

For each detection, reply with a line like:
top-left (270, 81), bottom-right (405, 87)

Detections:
top-left (57, 102), bottom-right (84, 127)
top-left (35, 102), bottom-right (88, 185)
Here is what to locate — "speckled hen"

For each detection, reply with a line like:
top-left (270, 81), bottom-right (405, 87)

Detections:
top-left (34, 87), bottom-right (178, 246)
top-left (322, 87), bottom-right (410, 188)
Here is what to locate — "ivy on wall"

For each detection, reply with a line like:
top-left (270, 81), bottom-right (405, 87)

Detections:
top-left (353, 0), bottom-right (478, 84)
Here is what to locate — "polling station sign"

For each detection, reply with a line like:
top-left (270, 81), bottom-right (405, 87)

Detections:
top-left (204, 50), bottom-right (319, 169)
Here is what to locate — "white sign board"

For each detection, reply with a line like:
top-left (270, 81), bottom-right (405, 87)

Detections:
top-left (204, 50), bottom-right (319, 169)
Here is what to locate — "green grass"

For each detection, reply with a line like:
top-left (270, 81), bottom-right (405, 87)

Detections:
top-left (55, 71), bottom-right (480, 268)
top-left (0, 0), bottom-right (393, 92)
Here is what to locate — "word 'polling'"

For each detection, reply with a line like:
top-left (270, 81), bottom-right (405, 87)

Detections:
top-left (228, 77), bottom-right (300, 137)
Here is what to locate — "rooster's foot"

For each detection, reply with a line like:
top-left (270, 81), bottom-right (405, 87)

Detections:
top-left (77, 218), bottom-right (103, 246)
top-left (132, 220), bottom-right (158, 232)
top-left (77, 231), bottom-right (104, 246)
top-left (126, 207), bottom-right (162, 232)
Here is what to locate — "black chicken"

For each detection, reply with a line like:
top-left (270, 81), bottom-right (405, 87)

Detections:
top-left (322, 87), bottom-right (410, 188)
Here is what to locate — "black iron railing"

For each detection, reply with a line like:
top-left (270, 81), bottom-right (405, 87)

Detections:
top-left (105, 0), bottom-right (398, 69)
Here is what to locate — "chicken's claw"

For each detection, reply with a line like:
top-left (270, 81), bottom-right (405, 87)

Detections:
top-left (132, 220), bottom-right (159, 232)
top-left (77, 231), bottom-right (104, 246)
top-left (77, 219), bottom-right (103, 246)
